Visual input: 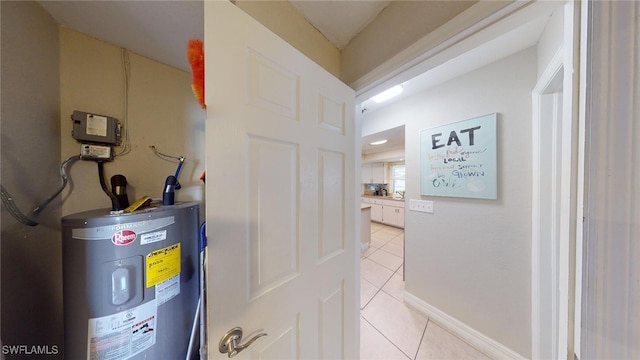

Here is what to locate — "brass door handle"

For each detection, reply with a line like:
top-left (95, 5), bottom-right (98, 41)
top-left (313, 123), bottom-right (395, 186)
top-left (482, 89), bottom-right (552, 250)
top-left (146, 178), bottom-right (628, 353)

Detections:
top-left (219, 327), bottom-right (267, 358)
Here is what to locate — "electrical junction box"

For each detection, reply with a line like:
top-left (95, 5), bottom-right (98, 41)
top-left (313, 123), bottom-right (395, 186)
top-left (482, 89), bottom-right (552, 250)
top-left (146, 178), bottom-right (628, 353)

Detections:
top-left (80, 144), bottom-right (113, 161)
top-left (71, 110), bottom-right (121, 145)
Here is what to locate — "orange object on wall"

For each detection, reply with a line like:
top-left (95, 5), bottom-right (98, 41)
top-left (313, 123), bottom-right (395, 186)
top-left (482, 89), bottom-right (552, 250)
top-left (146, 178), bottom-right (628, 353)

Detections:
top-left (187, 39), bottom-right (205, 109)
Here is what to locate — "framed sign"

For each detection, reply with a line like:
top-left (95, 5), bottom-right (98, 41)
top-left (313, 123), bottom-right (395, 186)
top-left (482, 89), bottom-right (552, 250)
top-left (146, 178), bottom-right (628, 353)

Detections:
top-left (420, 113), bottom-right (497, 199)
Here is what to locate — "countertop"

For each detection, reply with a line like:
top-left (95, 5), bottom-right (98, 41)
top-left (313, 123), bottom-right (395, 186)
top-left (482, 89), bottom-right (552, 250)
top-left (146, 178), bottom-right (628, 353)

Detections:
top-left (361, 195), bottom-right (405, 201)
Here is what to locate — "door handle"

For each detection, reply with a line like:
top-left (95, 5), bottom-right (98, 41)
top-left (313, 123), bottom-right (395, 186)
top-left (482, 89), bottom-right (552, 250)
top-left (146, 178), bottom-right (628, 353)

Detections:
top-left (219, 327), bottom-right (267, 358)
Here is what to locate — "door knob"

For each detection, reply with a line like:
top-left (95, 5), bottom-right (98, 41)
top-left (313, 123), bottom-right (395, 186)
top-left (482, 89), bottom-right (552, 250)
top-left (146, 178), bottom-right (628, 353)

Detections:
top-left (219, 327), bottom-right (267, 358)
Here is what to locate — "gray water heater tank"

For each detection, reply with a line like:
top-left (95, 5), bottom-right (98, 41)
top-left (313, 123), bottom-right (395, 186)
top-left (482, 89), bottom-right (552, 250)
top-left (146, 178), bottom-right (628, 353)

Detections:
top-left (62, 202), bottom-right (200, 359)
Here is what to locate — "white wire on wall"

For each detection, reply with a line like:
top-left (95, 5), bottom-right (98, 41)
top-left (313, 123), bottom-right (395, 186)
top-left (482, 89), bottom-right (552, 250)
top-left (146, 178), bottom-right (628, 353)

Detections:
top-left (116, 48), bottom-right (132, 157)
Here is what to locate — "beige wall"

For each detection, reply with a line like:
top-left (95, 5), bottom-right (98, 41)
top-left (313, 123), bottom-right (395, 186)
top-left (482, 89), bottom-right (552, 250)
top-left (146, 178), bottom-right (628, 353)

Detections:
top-left (234, 1), bottom-right (480, 88)
top-left (60, 27), bottom-right (205, 216)
top-left (1, 1), bottom-right (63, 356)
top-left (235, 0), bottom-right (340, 79)
top-left (340, 1), bottom-right (477, 86)
top-left (1, 6), bottom-right (206, 354)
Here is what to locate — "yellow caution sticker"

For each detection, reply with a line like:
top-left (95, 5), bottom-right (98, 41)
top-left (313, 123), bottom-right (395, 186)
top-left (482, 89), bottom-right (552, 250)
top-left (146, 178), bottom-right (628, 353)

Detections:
top-left (145, 243), bottom-right (180, 288)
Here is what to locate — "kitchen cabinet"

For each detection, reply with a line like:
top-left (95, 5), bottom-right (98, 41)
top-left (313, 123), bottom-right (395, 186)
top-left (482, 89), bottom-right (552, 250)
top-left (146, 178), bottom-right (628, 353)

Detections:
top-left (362, 197), bottom-right (404, 228)
top-left (381, 199), bottom-right (405, 228)
top-left (361, 204), bottom-right (371, 252)
top-left (362, 197), bottom-right (383, 222)
top-left (361, 162), bottom-right (385, 184)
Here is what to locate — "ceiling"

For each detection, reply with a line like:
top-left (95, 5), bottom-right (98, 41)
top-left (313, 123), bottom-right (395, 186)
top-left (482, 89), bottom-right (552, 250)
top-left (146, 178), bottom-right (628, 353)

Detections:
top-left (289, 1), bottom-right (391, 49)
top-left (37, 1), bottom-right (555, 160)
top-left (362, 125), bottom-right (405, 158)
top-left (36, 0), bottom-right (399, 156)
top-left (359, 10), bottom-right (552, 157)
top-left (37, 1), bottom-right (390, 72)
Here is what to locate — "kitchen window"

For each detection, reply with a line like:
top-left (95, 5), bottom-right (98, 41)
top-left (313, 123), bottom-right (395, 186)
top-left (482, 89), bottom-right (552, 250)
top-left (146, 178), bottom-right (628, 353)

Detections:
top-left (390, 163), bottom-right (405, 195)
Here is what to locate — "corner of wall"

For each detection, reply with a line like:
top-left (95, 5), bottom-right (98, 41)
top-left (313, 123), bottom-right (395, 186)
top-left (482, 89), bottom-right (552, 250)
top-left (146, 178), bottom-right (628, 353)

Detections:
top-left (234, 0), bottom-right (340, 78)
top-left (1, 1), bottom-right (63, 357)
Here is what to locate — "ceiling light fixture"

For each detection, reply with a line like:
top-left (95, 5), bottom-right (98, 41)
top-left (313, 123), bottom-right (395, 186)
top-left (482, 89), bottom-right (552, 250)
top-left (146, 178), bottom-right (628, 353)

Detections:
top-left (370, 139), bottom-right (388, 146)
top-left (371, 85), bottom-right (403, 103)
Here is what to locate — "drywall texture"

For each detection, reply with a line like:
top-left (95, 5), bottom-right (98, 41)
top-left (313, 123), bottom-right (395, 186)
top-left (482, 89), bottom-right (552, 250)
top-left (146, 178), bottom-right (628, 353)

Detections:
top-left (366, 47), bottom-right (536, 357)
top-left (235, 0), bottom-right (340, 78)
top-left (1, 1), bottom-right (63, 356)
top-left (537, 5), bottom-right (564, 76)
top-left (340, 0), bottom-right (477, 85)
top-left (59, 27), bottom-right (205, 216)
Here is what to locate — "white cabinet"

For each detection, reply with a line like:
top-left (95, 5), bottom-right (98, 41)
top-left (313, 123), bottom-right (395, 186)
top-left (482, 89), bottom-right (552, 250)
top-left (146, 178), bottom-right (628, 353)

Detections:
top-left (381, 199), bottom-right (404, 228)
top-left (361, 205), bottom-right (371, 252)
top-left (361, 162), bottom-right (385, 183)
top-left (362, 197), bottom-right (404, 228)
top-left (362, 197), bottom-right (383, 222)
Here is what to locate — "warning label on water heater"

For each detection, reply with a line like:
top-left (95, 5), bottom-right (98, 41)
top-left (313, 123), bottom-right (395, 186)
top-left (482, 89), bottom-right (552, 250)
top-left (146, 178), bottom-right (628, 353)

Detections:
top-left (145, 243), bottom-right (180, 288)
top-left (87, 300), bottom-right (157, 360)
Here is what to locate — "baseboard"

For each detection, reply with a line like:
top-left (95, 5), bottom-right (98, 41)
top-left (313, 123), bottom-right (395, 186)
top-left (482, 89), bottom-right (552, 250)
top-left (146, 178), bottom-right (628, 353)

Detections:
top-left (403, 291), bottom-right (527, 360)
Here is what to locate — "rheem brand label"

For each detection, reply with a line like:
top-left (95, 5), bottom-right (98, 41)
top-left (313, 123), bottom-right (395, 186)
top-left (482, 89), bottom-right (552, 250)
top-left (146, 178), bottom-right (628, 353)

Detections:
top-left (112, 229), bottom-right (137, 246)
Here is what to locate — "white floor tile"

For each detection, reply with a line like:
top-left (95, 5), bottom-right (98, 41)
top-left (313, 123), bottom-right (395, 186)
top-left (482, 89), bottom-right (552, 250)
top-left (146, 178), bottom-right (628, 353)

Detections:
top-left (379, 226), bottom-right (403, 236)
top-left (361, 258), bottom-right (394, 288)
top-left (370, 237), bottom-right (388, 249)
top-left (361, 278), bottom-right (379, 309)
top-left (389, 235), bottom-right (404, 246)
top-left (372, 230), bottom-right (398, 242)
top-left (381, 241), bottom-right (404, 258)
top-left (361, 246), bottom-right (377, 259)
top-left (368, 249), bottom-right (403, 272)
top-left (416, 321), bottom-right (492, 360)
top-left (362, 291), bottom-right (428, 358)
top-left (381, 272), bottom-right (404, 302)
top-left (360, 317), bottom-right (411, 360)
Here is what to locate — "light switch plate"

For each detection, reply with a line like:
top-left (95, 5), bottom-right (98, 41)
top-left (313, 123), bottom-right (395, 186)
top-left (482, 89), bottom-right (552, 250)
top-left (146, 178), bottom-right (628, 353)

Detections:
top-left (409, 199), bottom-right (434, 214)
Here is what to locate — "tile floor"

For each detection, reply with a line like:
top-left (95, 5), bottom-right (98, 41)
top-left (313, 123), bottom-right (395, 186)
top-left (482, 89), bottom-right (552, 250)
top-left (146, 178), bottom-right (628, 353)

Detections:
top-left (360, 223), bottom-right (492, 360)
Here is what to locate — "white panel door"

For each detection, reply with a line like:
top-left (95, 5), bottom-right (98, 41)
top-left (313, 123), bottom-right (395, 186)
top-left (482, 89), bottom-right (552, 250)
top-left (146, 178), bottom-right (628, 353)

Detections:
top-left (204, 2), bottom-right (357, 359)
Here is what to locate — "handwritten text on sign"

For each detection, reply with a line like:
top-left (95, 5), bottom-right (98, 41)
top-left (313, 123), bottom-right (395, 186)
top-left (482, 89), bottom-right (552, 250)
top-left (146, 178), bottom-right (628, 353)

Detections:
top-left (420, 113), bottom-right (497, 199)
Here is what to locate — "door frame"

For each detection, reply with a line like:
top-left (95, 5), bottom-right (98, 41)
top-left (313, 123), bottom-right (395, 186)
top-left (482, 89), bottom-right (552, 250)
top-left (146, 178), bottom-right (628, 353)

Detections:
top-left (531, 3), bottom-right (581, 359)
top-left (531, 47), bottom-right (566, 360)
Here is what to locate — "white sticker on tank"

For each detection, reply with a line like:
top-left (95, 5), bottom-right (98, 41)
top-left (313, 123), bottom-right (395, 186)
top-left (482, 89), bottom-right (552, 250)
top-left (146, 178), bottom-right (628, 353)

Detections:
top-left (140, 230), bottom-right (167, 245)
top-left (155, 274), bottom-right (180, 306)
top-left (87, 299), bottom-right (157, 360)
top-left (72, 216), bottom-right (175, 240)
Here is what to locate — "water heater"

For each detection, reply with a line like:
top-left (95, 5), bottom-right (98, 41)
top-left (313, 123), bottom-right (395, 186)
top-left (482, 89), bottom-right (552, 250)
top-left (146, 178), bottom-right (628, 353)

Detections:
top-left (62, 202), bottom-right (199, 359)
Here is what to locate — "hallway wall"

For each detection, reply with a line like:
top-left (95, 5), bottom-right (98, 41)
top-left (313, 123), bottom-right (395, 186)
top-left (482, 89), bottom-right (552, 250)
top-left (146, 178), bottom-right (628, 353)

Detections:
top-left (407, 47), bottom-right (534, 358)
top-left (363, 47), bottom-right (536, 357)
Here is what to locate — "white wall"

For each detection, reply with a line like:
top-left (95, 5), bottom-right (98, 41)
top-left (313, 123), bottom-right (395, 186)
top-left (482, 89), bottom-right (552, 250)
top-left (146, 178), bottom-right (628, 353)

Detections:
top-left (1, 1), bottom-right (63, 356)
top-left (365, 47), bottom-right (536, 357)
top-left (537, 5), bottom-right (565, 77)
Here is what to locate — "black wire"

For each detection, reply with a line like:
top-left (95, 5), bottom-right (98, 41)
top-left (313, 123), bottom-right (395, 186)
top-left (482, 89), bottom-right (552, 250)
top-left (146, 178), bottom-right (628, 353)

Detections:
top-left (97, 161), bottom-right (122, 210)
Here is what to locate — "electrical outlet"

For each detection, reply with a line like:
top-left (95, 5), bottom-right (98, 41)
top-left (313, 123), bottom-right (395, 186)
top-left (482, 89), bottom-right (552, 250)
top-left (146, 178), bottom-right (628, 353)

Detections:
top-left (409, 199), bottom-right (434, 214)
